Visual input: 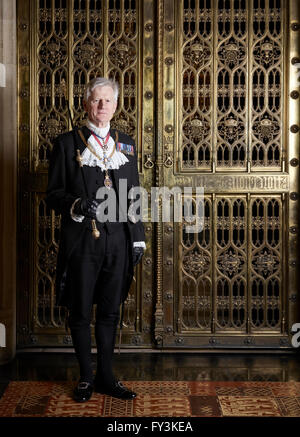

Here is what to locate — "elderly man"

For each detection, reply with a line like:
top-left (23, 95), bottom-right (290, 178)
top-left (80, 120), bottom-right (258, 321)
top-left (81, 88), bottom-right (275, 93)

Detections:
top-left (46, 77), bottom-right (145, 402)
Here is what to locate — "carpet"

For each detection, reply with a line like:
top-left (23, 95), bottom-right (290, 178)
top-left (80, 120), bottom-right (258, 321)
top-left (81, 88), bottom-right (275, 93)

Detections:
top-left (0, 381), bottom-right (300, 417)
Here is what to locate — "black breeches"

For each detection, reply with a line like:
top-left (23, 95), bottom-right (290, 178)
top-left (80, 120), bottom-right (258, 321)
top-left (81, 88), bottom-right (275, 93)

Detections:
top-left (67, 225), bottom-right (128, 384)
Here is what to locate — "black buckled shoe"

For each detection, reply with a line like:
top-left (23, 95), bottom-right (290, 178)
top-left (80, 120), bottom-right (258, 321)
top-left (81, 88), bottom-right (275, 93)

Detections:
top-left (73, 381), bottom-right (94, 403)
top-left (94, 380), bottom-right (137, 400)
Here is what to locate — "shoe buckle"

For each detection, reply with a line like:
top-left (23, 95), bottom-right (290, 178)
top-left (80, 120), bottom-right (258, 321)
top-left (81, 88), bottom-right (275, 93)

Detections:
top-left (78, 382), bottom-right (90, 390)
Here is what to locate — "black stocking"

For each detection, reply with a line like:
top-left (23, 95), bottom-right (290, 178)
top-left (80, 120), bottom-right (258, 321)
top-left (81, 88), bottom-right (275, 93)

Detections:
top-left (95, 313), bottom-right (119, 386)
top-left (70, 324), bottom-right (94, 384)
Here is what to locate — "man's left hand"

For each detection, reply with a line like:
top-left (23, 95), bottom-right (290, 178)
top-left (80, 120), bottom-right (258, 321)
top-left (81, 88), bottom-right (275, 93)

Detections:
top-left (133, 247), bottom-right (144, 266)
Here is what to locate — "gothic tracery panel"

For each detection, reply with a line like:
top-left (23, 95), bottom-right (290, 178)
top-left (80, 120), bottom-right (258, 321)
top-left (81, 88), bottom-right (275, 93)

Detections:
top-left (37, 0), bottom-right (69, 170)
top-left (180, 0), bottom-right (213, 170)
top-left (181, 197), bottom-right (212, 330)
top-left (35, 195), bottom-right (66, 329)
top-left (215, 197), bottom-right (247, 330)
top-left (36, 0), bottom-right (140, 170)
top-left (72, 0), bottom-right (104, 126)
top-left (250, 196), bottom-right (282, 330)
top-left (107, 0), bottom-right (138, 137)
top-left (178, 194), bottom-right (284, 336)
top-left (251, 0), bottom-right (283, 169)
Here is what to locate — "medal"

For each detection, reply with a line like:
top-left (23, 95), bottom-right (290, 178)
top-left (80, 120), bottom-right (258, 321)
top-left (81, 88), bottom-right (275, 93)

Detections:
top-left (104, 172), bottom-right (113, 188)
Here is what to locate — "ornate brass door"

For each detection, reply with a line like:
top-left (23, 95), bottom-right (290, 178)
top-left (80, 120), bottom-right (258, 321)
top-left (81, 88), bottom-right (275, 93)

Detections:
top-left (17, 0), bottom-right (300, 349)
top-left (17, 0), bottom-right (156, 348)
top-left (155, 0), bottom-right (300, 349)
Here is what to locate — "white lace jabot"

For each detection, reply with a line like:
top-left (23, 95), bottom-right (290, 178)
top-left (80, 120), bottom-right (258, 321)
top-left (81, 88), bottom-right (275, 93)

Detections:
top-left (80, 120), bottom-right (129, 170)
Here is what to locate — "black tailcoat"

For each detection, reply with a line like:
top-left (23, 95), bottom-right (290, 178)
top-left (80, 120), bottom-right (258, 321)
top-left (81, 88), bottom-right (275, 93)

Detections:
top-left (46, 126), bottom-right (145, 308)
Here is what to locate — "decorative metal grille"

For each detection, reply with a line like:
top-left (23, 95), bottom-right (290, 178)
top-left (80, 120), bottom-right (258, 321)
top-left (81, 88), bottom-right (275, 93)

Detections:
top-left (37, 0), bottom-right (68, 169)
top-left (215, 196), bottom-right (247, 330)
top-left (250, 196), bottom-right (282, 330)
top-left (36, 0), bottom-right (138, 172)
top-left (35, 0), bottom-right (141, 333)
top-left (179, 0), bottom-right (284, 171)
top-left (180, 194), bottom-right (283, 333)
top-left (36, 195), bottom-right (65, 328)
top-left (181, 197), bottom-right (212, 330)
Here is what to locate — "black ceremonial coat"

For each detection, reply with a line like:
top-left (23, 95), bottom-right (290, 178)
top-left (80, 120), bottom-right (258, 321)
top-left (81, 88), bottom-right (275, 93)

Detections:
top-left (46, 126), bottom-right (145, 308)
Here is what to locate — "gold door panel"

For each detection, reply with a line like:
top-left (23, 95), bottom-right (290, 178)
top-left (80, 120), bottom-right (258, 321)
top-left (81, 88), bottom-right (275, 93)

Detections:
top-left (17, 0), bottom-right (300, 349)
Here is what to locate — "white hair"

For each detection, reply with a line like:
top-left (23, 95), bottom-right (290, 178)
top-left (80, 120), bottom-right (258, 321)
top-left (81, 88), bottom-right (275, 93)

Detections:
top-left (84, 77), bottom-right (119, 102)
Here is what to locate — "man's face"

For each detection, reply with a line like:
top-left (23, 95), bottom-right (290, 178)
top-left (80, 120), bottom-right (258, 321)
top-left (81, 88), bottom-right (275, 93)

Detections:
top-left (84, 85), bottom-right (117, 127)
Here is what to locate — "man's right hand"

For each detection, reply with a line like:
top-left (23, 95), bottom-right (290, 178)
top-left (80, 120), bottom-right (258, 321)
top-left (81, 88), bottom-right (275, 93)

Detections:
top-left (73, 198), bottom-right (100, 220)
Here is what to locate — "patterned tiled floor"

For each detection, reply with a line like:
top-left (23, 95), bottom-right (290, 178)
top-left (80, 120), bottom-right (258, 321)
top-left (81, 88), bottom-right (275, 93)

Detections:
top-left (0, 381), bottom-right (300, 417)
